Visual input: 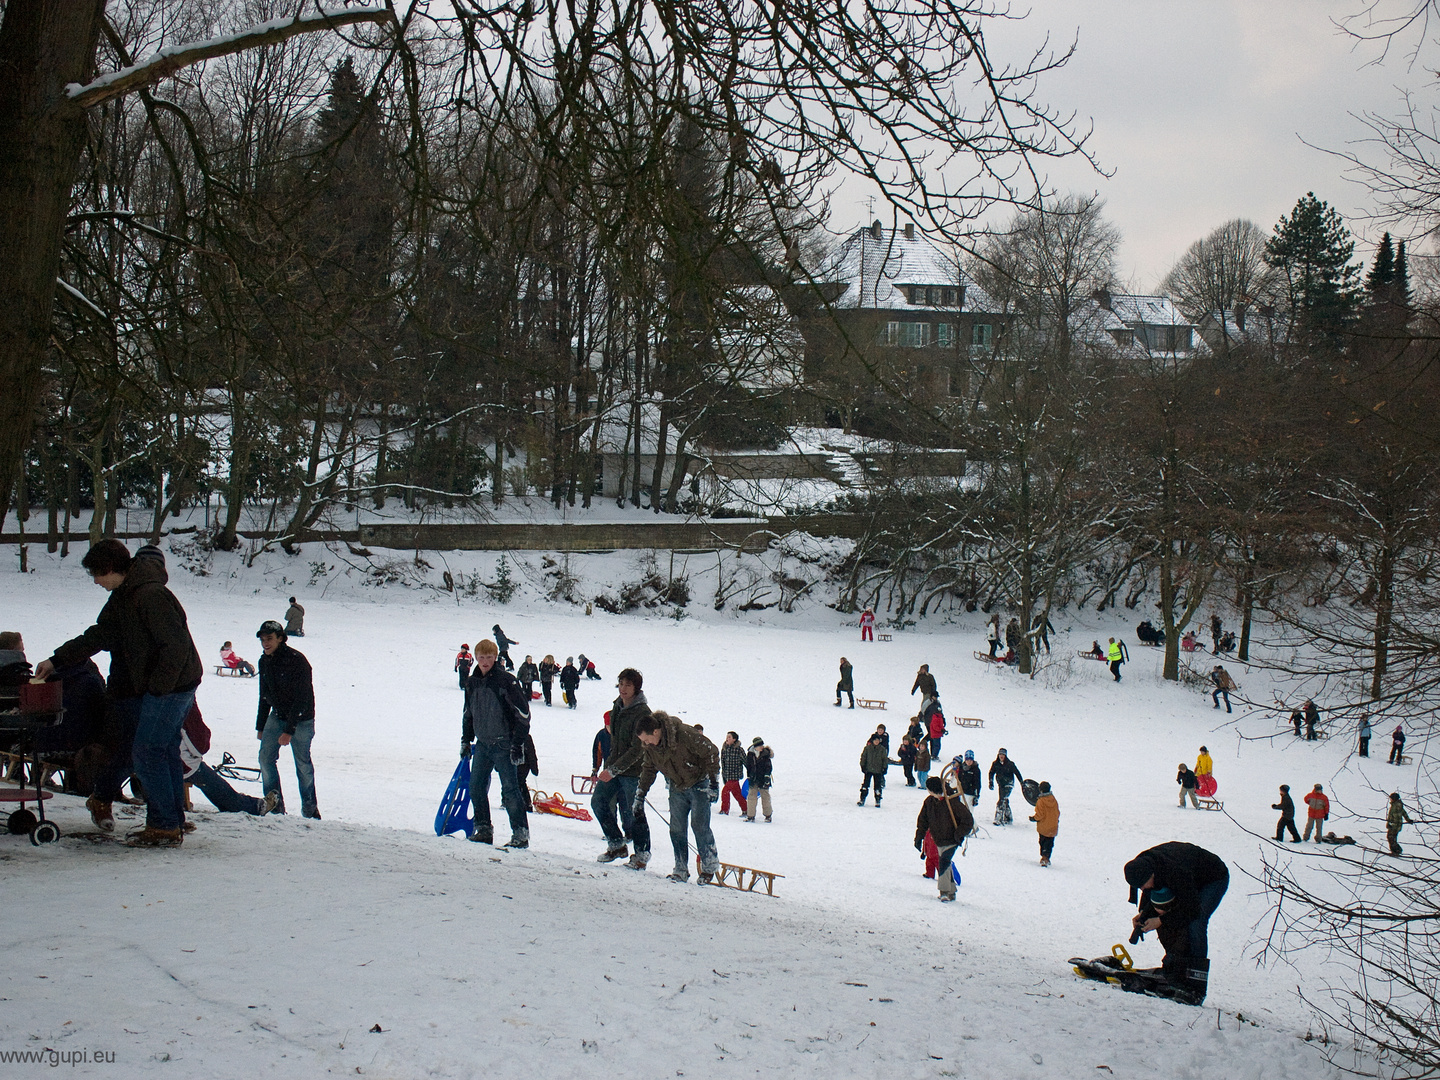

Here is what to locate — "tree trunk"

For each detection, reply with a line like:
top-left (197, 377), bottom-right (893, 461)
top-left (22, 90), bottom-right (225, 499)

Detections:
top-left (1371, 540), bottom-right (1395, 701)
top-left (0, 0), bottom-right (107, 529)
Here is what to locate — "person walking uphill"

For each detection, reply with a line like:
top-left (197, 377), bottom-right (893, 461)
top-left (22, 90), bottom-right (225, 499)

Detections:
top-left (911, 664), bottom-right (938, 703)
top-left (914, 776), bottom-right (975, 901)
top-left (859, 735), bottom-right (888, 806)
top-left (1272, 785), bottom-right (1300, 842)
top-left (492, 625), bottom-right (517, 671)
top-left (1123, 842), bottom-right (1229, 1005)
top-left (628, 712), bottom-right (721, 883)
top-left (39, 541), bottom-right (205, 846)
top-left (1302, 784), bottom-right (1329, 842)
top-left (538, 655), bottom-right (558, 707)
top-left (592, 667), bottom-right (652, 867)
top-left (1210, 666), bottom-right (1235, 712)
top-left (454, 644), bottom-right (473, 689)
top-left (836, 657), bottom-right (854, 708)
top-left (1177, 763), bottom-right (1199, 808)
top-left (1030, 781), bottom-right (1059, 866)
top-left (461, 640), bottom-right (532, 848)
top-left (256, 619), bottom-right (319, 819)
top-left (988, 748), bottom-right (1023, 825)
top-left (1107, 637), bottom-right (1128, 682)
top-left (560, 657), bottom-right (581, 709)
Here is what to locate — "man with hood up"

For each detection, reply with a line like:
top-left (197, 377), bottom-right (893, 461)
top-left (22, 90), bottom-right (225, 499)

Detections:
top-left (39, 541), bottom-right (204, 847)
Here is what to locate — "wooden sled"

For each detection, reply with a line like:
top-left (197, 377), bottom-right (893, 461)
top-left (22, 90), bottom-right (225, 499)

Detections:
top-left (1195, 797), bottom-right (1224, 812)
top-left (954, 717), bottom-right (984, 729)
top-left (530, 789), bottom-right (593, 821)
top-left (571, 774), bottom-right (597, 796)
top-left (212, 665), bottom-right (255, 678)
top-left (876, 632), bottom-right (893, 642)
top-left (1077, 651), bottom-right (1106, 661)
top-left (973, 651), bottom-right (1014, 667)
top-left (856, 698), bottom-right (887, 710)
top-left (701, 858), bottom-right (785, 897)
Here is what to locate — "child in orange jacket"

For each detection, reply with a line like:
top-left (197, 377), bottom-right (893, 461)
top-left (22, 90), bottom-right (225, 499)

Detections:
top-left (1030, 781), bottom-right (1060, 866)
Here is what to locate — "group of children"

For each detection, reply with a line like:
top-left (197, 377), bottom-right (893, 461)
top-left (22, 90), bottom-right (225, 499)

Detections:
top-left (454, 627), bottom-right (602, 709)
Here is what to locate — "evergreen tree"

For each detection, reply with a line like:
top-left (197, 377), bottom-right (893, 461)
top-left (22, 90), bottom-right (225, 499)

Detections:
top-left (1365, 232), bottom-right (1395, 297)
top-left (1264, 192), bottom-right (1361, 347)
top-left (1362, 232), bottom-right (1413, 335)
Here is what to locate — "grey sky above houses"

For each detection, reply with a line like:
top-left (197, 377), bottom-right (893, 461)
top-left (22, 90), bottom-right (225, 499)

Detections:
top-left (840, 0), bottom-right (1432, 291)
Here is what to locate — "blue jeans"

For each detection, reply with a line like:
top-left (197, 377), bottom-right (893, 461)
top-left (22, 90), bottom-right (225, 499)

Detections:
top-left (668, 780), bottom-right (718, 876)
top-left (190, 761), bottom-right (264, 814)
top-left (469, 739), bottom-right (527, 839)
top-left (259, 710), bottom-right (317, 817)
top-left (1186, 876), bottom-right (1230, 958)
top-left (130, 690), bottom-right (196, 831)
top-left (593, 773), bottom-right (650, 855)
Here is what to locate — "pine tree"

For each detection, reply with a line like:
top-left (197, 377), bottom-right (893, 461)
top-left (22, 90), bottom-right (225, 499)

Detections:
top-left (1264, 192), bottom-right (1361, 347)
top-left (1362, 232), bottom-right (1412, 335)
top-left (1365, 232), bottom-right (1395, 297)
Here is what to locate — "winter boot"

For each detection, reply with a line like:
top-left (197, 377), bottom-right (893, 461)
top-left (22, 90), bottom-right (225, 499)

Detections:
top-left (666, 867), bottom-right (689, 883)
top-left (698, 871), bottom-right (715, 885)
top-left (1174, 957), bottom-right (1209, 1005)
top-left (597, 845), bottom-right (629, 863)
top-left (468, 829), bottom-right (494, 844)
top-left (504, 828), bottom-right (529, 850)
top-left (857, 789), bottom-right (867, 806)
top-left (624, 853), bottom-right (648, 870)
top-left (87, 796), bottom-right (114, 832)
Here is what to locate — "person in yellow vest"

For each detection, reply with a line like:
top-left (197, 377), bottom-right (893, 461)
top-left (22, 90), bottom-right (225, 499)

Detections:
top-left (1106, 637), bottom-right (1128, 682)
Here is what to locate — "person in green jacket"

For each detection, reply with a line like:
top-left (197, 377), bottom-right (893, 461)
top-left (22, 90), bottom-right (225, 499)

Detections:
top-left (859, 734), bottom-right (888, 807)
top-left (631, 711), bottom-right (720, 883)
top-left (1386, 792), bottom-right (1413, 855)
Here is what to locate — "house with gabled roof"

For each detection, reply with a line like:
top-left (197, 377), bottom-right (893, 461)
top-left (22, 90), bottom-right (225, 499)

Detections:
top-left (1074, 289), bottom-right (1208, 360)
top-left (781, 221), bottom-right (1007, 431)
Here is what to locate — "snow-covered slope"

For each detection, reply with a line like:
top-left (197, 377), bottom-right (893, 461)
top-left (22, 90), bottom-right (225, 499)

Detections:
top-left (1, 543), bottom-right (1394, 1078)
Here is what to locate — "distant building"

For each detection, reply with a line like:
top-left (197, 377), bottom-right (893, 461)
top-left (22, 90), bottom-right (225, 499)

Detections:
top-left (1195, 303), bottom-right (1288, 356)
top-left (1075, 289), bottom-right (1208, 360)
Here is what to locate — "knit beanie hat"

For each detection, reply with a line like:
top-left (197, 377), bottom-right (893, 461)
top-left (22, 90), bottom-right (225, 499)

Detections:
top-left (926, 776), bottom-right (943, 794)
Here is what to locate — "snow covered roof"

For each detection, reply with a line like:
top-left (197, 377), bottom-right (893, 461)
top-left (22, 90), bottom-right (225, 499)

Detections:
top-left (817, 224), bottom-right (1000, 313)
top-left (1072, 291), bottom-right (1209, 358)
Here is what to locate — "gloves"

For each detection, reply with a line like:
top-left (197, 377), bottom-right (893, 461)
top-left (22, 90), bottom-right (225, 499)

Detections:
top-left (460, 740), bottom-right (472, 760)
top-left (510, 745), bottom-right (525, 766)
top-left (632, 796), bottom-right (646, 819)
top-left (914, 837), bottom-right (923, 852)
top-left (988, 782), bottom-right (994, 790)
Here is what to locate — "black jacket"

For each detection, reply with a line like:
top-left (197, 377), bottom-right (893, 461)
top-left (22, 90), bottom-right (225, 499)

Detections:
top-left (745, 745), bottom-right (774, 788)
top-left (1177, 765), bottom-right (1197, 790)
top-left (559, 663), bottom-right (581, 690)
top-left (1272, 791), bottom-right (1296, 818)
top-left (915, 791), bottom-right (975, 848)
top-left (517, 661), bottom-right (539, 686)
top-left (1126, 841), bottom-right (1229, 935)
top-left (256, 643), bottom-right (315, 734)
top-left (461, 664), bottom-right (530, 752)
top-left (601, 692), bottom-right (652, 777)
top-left (50, 551), bottom-right (203, 699)
top-left (959, 759), bottom-right (982, 795)
top-left (988, 755), bottom-right (1023, 787)
top-left (34, 659), bottom-right (107, 754)
top-left (539, 660), bottom-right (558, 685)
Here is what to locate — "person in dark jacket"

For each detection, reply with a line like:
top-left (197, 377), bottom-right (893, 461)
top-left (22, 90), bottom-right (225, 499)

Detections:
top-left (988, 748), bottom-right (1023, 824)
top-left (1357, 713), bottom-right (1372, 757)
top-left (896, 735), bottom-right (918, 786)
top-left (911, 664), bottom-right (938, 702)
top-left (1303, 699), bottom-right (1321, 741)
top-left (836, 657), bottom-right (854, 708)
top-left (0, 630), bottom-right (31, 688)
top-left (578, 653), bottom-right (602, 680)
top-left (559, 657), bottom-right (581, 709)
top-left (1177, 763), bottom-right (1199, 808)
top-left (1124, 842), bottom-right (1229, 1005)
top-left (33, 657), bottom-right (106, 757)
top-left (915, 775), bottom-right (975, 901)
top-left (1031, 612), bottom-right (1055, 654)
top-left (719, 731), bottom-right (748, 814)
top-left (40, 541), bottom-right (204, 846)
top-left (514, 733), bottom-right (540, 812)
top-left (491, 624), bottom-right (517, 670)
top-left (1272, 784), bottom-right (1300, 841)
top-left (461, 639), bottom-right (531, 847)
top-left (743, 737), bottom-right (774, 822)
top-left (1005, 618), bottom-right (1021, 654)
top-left (958, 750), bottom-right (982, 806)
top-left (859, 735), bottom-right (888, 806)
top-left (1389, 724), bottom-right (1406, 764)
top-left (256, 619), bottom-right (319, 819)
top-left (538, 654), bottom-right (558, 707)
top-left (516, 655), bottom-right (539, 698)
top-left (593, 667), bottom-right (653, 866)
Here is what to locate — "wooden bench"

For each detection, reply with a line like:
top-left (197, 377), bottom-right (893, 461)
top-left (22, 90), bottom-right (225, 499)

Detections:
top-left (213, 665), bottom-right (255, 678)
top-left (954, 717), bottom-right (984, 729)
top-left (856, 698), bottom-right (887, 710)
top-left (1195, 797), bottom-right (1224, 812)
top-left (708, 860), bottom-right (785, 897)
top-left (876, 632), bottom-right (893, 642)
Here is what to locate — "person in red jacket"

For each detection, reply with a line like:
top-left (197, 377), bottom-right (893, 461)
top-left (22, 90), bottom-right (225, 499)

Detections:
top-left (859, 608), bottom-right (876, 641)
top-left (1302, 783), bottom-right (1330, 842)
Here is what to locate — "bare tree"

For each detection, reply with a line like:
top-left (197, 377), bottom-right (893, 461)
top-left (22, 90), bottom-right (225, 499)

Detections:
top-left (1160, 219), bottom-right (1279, 335)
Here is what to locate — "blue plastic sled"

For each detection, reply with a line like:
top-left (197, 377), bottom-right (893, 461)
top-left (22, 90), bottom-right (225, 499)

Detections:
top-left (951, 863), bottom-right (962, 887)
top-left (741, 780), bottom-right (750, 801)
top-left (435, 759), bottom-right (473, 836)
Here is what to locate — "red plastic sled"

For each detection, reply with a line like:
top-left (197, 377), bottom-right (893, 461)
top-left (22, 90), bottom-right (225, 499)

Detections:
top-left (1196, 774), bottom-right (1218, 798)
top-left (532, 790), bottom-right (593, 821)
top-left (531, 691), bottom-right (542, 699)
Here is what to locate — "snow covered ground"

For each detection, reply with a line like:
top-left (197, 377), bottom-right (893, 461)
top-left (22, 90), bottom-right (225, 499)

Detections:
top-left (0, 540), bottom-right (1405, 1078)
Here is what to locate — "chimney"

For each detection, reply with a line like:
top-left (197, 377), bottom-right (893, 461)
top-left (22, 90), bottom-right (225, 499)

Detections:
top-left (871, 220), bottom-right (883, 240)
top-left (903, 223), bottom-right (915, 240)
top-left (1091, 288), bottom-right (1112, 310)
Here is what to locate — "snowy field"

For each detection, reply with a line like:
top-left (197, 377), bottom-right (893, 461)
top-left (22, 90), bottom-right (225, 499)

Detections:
top-left (0, 539), bottom-right (1410, 1078)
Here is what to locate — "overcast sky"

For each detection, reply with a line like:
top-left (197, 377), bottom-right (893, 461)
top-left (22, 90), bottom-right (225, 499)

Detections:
top-left (841, 1), bottom-right (1433, 290)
